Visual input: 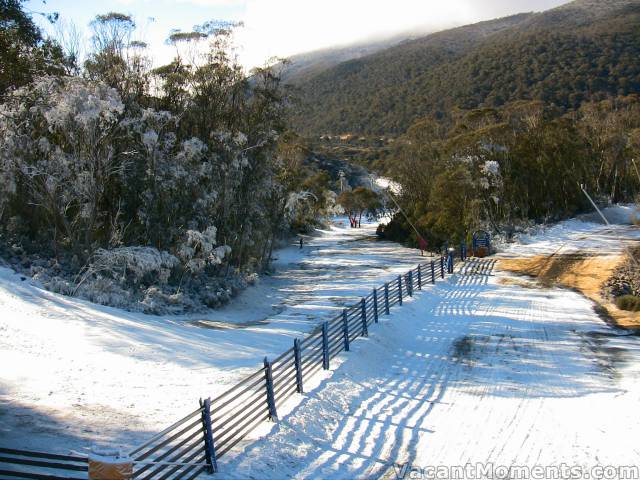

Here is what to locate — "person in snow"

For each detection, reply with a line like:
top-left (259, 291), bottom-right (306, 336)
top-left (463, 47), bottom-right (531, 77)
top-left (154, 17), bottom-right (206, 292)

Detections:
top-left (299, 237), bottom-right (303, 249)
top-left (418, 237), bottom-right (427, 256)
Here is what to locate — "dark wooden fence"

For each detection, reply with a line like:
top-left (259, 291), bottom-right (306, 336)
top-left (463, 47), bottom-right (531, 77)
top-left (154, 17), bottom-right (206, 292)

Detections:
top-left (0, 447), bottom-right (88, 479)
top-left (182, 254), bottom-right (462, 475)
top-left (1, 252), bottom-right (464, 479)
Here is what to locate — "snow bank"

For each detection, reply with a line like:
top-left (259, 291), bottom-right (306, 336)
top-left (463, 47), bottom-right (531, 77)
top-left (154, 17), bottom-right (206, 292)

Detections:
top-left (495, 204), bottom-right (640, 258)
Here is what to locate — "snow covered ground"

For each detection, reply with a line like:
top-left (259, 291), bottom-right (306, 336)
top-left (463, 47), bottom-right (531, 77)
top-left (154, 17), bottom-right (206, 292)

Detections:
top-left (211, 212), bottom-right (640, 479)
top-left (218, 259), bottom-right (640, 479)
top-left (497, 205), bottom-right (640, 257)
top-left (0, 218), bottom-right (425, 453)
top-left (2, 210), bottom-right (639, 480)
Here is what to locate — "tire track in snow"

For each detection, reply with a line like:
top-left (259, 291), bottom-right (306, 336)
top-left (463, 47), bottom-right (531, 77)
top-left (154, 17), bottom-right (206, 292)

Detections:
top-left (217, 254), bottom-right (640, 479)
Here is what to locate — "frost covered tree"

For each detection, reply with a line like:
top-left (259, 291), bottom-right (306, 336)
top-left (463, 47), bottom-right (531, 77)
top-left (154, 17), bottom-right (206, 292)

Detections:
top-left (0, 10), bottom-right (331, 312)
top-left (0, 76), bottom-right (125, 254)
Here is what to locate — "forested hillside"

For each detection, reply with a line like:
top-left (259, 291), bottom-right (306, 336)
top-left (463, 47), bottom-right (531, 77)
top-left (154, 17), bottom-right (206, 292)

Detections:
top-left (290, 0), bottom-right (640, 136)
top-left (280, 34), bottom-right (408, 85)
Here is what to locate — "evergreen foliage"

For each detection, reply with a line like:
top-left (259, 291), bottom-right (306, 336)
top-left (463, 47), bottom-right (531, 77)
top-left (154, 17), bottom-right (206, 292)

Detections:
top-left (289, 0), bottom-right (640, 137)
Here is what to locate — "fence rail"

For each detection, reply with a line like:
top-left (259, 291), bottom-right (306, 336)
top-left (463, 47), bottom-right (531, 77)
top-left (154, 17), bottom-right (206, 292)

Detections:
top-left (2, 247), bottom-right (466, 479)
top-left (0, 447), bottom-right (88, 479)
top-left (177, 251), bottom-right (462, 475)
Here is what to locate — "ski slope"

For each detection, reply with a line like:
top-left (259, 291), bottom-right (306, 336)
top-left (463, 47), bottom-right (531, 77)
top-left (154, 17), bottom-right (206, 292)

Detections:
top-left (1, 211), bottom-right (639, 479)
top-left (218, 259), bottom-right (640, 479)
top-left (0, 218), bottom-right (424, 453)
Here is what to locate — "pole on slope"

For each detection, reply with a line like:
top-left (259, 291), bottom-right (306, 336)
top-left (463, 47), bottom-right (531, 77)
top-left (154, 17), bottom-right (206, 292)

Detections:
top-left (263, 357), bottom-right (278, 421)
top-left (322, 321), bottom-right (330, 370)
top-left (360, 298), bottom-right (368, 337)
top-left (373, 288), bottom-right (379, 323)
top-left (579, 184), bottom-right (610, 226)
top-left (385, 190), bottom-right (429, 252)
top-left (579, 184), bottom-right (639, 269)
top-left (342, 309), bottom-right (350, 352)
top-left (384, 283), bottom-right (390, 315)
top-left (293, 338), bottom-right (304, 394)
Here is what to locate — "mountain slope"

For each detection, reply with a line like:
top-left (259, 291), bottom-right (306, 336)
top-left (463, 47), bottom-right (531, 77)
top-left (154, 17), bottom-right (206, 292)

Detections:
top-left (281, 35), bottom-right (410, 85)
top-left (289, 0), bottom-right (640, 136)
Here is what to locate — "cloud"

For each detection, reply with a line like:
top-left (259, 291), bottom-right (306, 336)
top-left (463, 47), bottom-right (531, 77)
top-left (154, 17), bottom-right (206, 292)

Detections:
top-left (233, 0), bottom-right (569, 68)
top-left (235, 0), bottom-right (470, 67)
top-left (89, 0), bottom-right (572, 70)
top-left (173, 0), bottom-right (247, 5)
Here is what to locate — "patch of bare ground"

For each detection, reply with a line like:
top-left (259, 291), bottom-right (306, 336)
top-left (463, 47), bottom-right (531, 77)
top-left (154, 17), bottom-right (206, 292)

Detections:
top-left (498, 253), bottom-right (640, 330)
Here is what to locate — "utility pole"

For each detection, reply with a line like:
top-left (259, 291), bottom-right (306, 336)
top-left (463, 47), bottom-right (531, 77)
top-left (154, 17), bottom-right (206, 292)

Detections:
top-left (580, 183), bottom-right (639, 268)
top-left (386, 190), bottom-right (426, 246)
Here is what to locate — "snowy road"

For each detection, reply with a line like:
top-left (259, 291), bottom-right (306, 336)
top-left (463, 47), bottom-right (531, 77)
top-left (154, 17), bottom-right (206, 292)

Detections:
top-left (219, 259), bottom-right (640, 479)
top-left (2, 212), bottom-right (639, 477)
top-left (0, 219), bottom-right (425, 452)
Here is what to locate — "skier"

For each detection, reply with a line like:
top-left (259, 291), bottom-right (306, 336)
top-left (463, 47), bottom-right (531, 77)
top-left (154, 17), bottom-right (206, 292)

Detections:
top-left (418, 237), bottom-right (427, 256)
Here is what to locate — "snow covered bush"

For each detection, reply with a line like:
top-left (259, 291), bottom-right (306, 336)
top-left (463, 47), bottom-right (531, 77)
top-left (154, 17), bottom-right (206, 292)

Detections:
top-left (86, 247), bottom-right (180, 286)
top-left (177, 227), bottom-right (231, 273)
top-left (0, 76), bottom-right (125, 251)
top-left (69, 247), bottom-right (179, 310)
top-left (0, 19), bottom-right (319, 314)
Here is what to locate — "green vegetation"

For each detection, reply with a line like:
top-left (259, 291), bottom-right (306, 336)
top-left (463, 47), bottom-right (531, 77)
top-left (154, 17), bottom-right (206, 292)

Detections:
top-left (289, 0), bottom-right (640, 138)
top-left (337, 187), bottom-right (382, 228)
top-left (616, 295), bottom-right (640, 312)
top-left (0, 0), bottom-right (68, 96)
top-left (379, 97), bottom-right (640, 247)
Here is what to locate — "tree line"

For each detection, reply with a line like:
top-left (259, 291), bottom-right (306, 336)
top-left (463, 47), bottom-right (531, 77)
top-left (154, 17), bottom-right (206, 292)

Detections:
top-left (0, 2), bottom-right (338, 312)
top-left (379, 98), bottom-right (640, 248)
top-left (289, 1), bottom-right (640, 137)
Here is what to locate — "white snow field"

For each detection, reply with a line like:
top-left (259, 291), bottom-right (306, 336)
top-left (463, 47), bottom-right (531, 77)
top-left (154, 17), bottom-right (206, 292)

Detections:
top-left (0, 218), bottom-right (426, 452)
top-left (218, 260), bottom-right (640, 479)
top-left (1, 211), bottom-right (639, 480)
top-left (213, 210), bottom-right (640, 479)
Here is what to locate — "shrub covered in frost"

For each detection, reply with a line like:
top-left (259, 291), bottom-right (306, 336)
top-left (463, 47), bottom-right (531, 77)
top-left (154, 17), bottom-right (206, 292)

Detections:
top-left (0, 19), bottom-right (337, 313)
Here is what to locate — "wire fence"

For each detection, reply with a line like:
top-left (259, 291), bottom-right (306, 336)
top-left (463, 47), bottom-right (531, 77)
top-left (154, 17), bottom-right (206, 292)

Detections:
top-left (1, 247), bottom-right (467, 479)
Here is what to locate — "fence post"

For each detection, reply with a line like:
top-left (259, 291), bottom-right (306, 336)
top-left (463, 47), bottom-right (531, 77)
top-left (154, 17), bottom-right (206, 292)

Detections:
top-left (417, 265), bottom-right (422, 290)
top-left (293, 338), bottom-right (304, 394)
top-left (322, 321), bottom-right (329, 370)
top-left (408, 271), bottom-right (413, 297)
top-left (460, 242), bottom-right (466, 261)
top-left (384, 283), bottom-right (390, 315)
top-left (373, 288), bottom-right (379, 323)
top-left (398, 275), bottom-right (403, 306)
top-left (431, 261), bottom-right (435, 284)
top-left (263, 357), bottom-right (278, 421)
top-left (199, 398), bottom-right (217, 474)
top-left (342, 309), bottom-right (350, 352)
top-left (361, 298), bottom-right (368, 337)
top-left (448, 249), bottom-right (454, 274)
top-left (440, 256), bottom-right (445, 278)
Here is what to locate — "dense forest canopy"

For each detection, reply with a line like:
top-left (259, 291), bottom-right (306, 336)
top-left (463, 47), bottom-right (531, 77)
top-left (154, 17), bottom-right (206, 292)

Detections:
top-left (379, 97), bottom-right (640, 248)
top-left (279, 0), bottom-right (640, 250)
top-left (288, 0), bottom-right (640, 137)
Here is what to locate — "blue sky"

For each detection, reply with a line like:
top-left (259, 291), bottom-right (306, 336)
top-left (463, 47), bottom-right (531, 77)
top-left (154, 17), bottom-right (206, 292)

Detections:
top-left (26, 0), bottom-right (571, 70)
